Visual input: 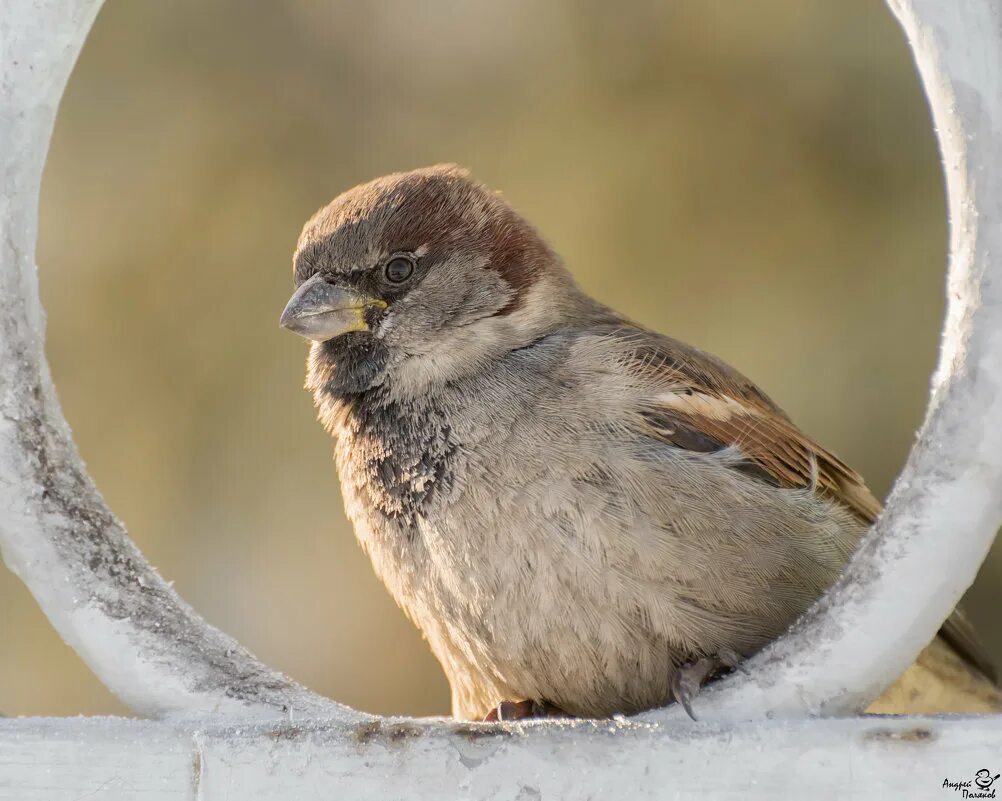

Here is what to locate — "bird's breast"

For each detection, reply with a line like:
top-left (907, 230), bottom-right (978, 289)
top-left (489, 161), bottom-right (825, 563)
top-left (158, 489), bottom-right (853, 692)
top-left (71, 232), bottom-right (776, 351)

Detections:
top-left (332, 396), bottom-right (460, 531)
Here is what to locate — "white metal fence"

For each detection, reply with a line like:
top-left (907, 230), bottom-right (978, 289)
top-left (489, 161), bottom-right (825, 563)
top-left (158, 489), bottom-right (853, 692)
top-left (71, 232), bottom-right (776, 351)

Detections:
top-left (1, 1), bottom-right (1001, 798)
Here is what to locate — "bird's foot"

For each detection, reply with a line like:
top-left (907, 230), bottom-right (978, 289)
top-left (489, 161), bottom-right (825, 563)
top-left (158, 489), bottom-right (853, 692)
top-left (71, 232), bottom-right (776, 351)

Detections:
top-left (671, 647), bottom-right (746, 721)
top-left (482, 699), bottom-right (569, 722)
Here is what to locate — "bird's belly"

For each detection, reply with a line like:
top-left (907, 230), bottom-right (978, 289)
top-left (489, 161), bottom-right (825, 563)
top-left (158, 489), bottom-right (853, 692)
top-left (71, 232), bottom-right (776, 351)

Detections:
top-left (335, 413), bottom-right (861, 720)
top-left (344, 484), bottom-right (704, 719)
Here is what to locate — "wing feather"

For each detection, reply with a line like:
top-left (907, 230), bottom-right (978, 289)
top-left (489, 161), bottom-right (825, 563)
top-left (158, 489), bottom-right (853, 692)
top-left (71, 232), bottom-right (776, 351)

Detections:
top-left (619, 331), bottom-right (881, 523)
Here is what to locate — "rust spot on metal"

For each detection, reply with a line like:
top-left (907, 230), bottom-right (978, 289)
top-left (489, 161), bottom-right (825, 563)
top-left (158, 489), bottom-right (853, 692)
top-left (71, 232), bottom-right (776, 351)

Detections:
top-left (863, 726), bottom-right (936, 744)
top-left (386, 722), bottom-right (423, 743)
top-left (449, 723), bottom-right (514, 742)
top-left (262, 723), bottom-right (309, 741)
top-left (351, 720), bottom-right (425, 747)
top-left (352, 720), bottom-right (383, 745)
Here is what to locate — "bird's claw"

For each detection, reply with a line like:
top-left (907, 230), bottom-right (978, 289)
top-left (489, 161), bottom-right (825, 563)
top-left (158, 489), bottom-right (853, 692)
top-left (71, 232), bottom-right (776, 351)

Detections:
top-left (483, 699), bottom-right (569, 722)
top-left (671, 649), bottom-right (746, 720)
top-left (716, 646), bottom-right (747, 673)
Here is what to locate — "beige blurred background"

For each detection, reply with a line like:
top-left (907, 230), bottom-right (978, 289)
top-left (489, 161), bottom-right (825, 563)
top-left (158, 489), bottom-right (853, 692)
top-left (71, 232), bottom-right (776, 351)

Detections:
top-left (1, 0), bottom-right (997, 717)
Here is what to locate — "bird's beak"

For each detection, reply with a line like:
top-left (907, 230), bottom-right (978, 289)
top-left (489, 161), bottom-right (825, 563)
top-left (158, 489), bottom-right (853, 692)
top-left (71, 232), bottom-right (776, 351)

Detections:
top-left (279, 274), bottom-right (386, 342)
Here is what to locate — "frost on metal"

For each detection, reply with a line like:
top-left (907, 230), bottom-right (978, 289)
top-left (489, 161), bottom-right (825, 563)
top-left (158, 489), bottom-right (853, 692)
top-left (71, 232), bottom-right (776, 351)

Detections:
top-left (1, 715), bottom-right (999, 801)
top-left (0, 0), bottom-right (1001, 733)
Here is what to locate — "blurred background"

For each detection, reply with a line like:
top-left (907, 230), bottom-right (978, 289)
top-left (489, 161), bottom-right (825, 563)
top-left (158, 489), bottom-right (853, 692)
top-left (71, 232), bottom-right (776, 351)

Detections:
top-left (2, 0), bottom-right (997, 717)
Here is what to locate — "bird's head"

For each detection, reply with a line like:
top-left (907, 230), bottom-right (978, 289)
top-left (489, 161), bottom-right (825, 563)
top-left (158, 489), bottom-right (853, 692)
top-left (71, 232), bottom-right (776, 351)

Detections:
top-left (281, 165), bottom-right (583, 403)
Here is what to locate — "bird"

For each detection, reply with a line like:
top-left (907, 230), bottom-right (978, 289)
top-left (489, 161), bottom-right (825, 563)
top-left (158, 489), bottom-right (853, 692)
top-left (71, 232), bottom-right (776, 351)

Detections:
top-left (280, 164), bottom-right (1001, 721)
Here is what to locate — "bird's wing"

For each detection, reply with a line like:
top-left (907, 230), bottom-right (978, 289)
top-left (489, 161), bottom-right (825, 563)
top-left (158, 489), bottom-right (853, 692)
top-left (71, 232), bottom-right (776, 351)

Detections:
top-left (607, 327), bottom-right (998, 688)
top-left (612, 329), bottom-right (881, 523)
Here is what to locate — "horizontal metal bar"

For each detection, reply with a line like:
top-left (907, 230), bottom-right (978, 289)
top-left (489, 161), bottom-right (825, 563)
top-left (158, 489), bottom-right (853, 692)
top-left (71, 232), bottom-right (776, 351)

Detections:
top-left (0, 714), bottom-right (999, 800)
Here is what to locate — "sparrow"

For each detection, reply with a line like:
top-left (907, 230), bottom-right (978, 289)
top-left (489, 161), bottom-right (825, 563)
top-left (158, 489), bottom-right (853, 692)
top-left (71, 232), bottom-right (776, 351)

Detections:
top-left (281, 165), bottom-right (1000, 721)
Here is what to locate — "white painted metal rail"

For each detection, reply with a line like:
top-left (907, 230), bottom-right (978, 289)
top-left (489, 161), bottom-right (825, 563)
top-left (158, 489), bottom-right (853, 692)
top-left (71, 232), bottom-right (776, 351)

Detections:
top-left (1, 0), bottom-right (1001, 798)
top-left (2, 715), bottom-right (1000, 801)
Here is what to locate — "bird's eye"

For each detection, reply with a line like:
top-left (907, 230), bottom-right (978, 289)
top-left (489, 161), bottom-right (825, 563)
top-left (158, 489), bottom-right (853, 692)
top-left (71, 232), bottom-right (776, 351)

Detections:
top-left (384, 255), bottom-right (415, 284)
